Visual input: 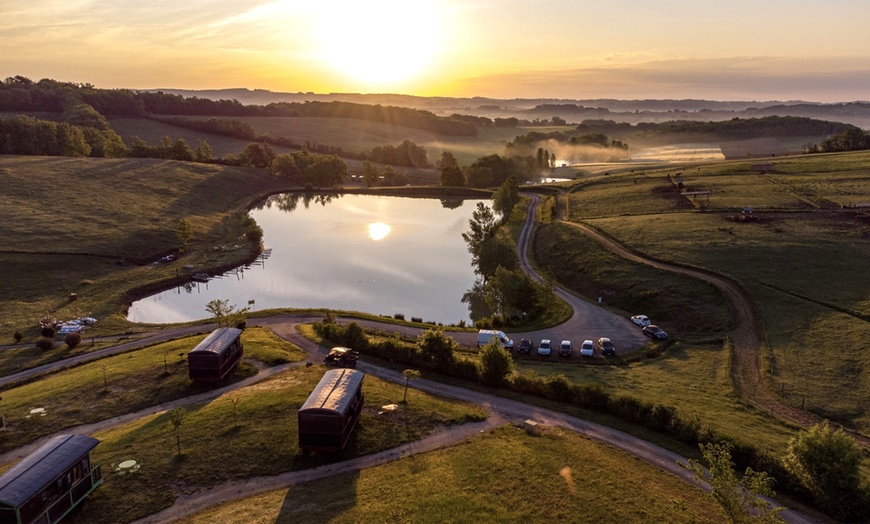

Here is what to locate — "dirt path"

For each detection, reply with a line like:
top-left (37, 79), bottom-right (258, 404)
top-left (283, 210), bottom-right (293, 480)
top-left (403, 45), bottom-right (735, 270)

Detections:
top-left (566, 221), bottom-right (870, 448)
top-left (133, 353), bottom-right (820, 524)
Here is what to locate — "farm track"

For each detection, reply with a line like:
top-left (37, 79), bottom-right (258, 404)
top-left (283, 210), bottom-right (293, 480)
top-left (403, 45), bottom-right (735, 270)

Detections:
top-left (554, 192), bottom-right (870, 449)
top-left (0, 196), bottom-right (824, 523)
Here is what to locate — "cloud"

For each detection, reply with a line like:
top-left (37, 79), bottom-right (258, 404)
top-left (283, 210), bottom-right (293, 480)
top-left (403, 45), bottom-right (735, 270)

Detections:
top-left (455, 56), bottom-right (870, 102)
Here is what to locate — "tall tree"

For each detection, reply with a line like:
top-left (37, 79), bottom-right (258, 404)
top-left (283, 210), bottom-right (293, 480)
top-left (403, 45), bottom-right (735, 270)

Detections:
top-left (461, 202), bottom-right (497, 260)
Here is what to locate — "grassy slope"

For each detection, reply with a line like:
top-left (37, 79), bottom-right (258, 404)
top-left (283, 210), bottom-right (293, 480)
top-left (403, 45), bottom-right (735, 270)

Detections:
top-left (174, 425), bottom-right (726, 524)
top-left (556, 152), bottom-right (870, 432)
top-left (0, 156), bottom-right (288, 337)
top-left (0, 327), bottom-right (305, 453)
top-left (67, 364), bottom-right (486, 524)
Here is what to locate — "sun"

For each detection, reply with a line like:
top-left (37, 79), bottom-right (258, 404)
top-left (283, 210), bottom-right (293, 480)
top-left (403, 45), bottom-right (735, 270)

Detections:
top-left (314, 0), bottom-right (443, 88)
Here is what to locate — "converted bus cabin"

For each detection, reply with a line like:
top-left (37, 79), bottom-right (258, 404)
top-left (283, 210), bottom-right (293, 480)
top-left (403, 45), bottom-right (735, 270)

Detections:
top-left (0, 434), bottom-right (102, 524)
top-left (298, 369), bottom-right (365, 452)
top-left (188, 327), bottom-right (244, 382)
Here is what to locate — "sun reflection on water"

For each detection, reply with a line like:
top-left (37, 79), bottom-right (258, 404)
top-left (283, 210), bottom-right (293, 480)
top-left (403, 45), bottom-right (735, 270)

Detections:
top-left (367, 222), bottom-right (391, 241)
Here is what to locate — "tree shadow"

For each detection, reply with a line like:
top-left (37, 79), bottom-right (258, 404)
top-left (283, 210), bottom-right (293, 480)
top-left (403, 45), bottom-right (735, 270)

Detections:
top-left (273, 470), bottom-right (360, 523)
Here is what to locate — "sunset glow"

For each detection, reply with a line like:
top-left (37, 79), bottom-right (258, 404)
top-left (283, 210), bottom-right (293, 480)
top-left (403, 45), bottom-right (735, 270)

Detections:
top-left (367, 222), bottom-right (392, 241)
top-left (2, 0), bottom-right (869, 101)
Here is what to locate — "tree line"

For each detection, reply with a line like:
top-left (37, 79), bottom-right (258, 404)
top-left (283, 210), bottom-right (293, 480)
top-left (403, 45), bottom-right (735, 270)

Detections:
top-left (0, 76), bottom-right (477, 137)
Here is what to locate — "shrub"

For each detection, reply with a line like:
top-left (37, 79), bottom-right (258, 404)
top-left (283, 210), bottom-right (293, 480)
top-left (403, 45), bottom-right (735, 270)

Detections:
top-left (64, 332), bottom-right (82, 349)
top-left (40, 326), bottom-right (55, 338)
top-left (393, 313), bottom-right (405, 320)
top-left (543, 374), bottom-right (573, 402)
top-left (411, 317), bottom-right (422, 323)
top-left (478, 341), bottom-right (514, 387)
top-left (572, 382), bottom-right (611, 412)
top-left (13, 331), bottom-right (23, 343)
top-left (35, 337), bottom-right (54, 350)
top-left (342, 322), bottom-right (369, 351)
top-left (418, 328), bottom-right (457, 368)
top-left (446, 358), bottom-right (480, 382)
top-left (609, 395), bottom-right (653, 424)
top-left (510, 370), bottom-right (546, 397)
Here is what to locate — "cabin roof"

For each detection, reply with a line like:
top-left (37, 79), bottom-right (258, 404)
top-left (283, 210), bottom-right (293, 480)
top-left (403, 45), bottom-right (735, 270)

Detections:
top-left (0, 434), bottom-right (99, 508)
top-left (189, 327), bottom-right (242, 356)
top-left (300, 369), bottom-right (364, 415)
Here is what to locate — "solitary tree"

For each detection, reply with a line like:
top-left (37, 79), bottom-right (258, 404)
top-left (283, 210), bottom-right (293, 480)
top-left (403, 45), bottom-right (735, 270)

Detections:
top-left (401, 369), bottom-right (421, 403)
top-left (361, 161), bottom-right (380, 187)
top-left (168, 408), bottom-right (187, 456)
top-left (205, 299), bottom-right (248, 328)
top-left (687, 442), bottom-right (783, 523)
top-left (418, 328), bottom-right (457, 368)
top-left (177, 218), bottom-right (193, 252)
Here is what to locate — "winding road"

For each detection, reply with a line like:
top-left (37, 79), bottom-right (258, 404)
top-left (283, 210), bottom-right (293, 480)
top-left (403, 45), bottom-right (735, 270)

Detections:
top-left (0, 196), bottom-right (834, 523)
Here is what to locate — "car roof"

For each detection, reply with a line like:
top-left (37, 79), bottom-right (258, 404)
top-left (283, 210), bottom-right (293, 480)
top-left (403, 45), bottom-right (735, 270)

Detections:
top-left (560, 340), bottom-right (571, 344)
top-left (599, 337), bottom-right (611, 342)
top-left (582, 339), bottom-right (594, 345)
top-left (540, 339), bottom-right (551, 344)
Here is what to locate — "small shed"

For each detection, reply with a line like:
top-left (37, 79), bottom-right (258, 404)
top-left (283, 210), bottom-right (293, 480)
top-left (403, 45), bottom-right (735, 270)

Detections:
top-left (0, 434), bottom-right (102, 524)
top-left (298, 369), bottom-right (365, 452)
top-left (188, 327), bottom-right (244, 383)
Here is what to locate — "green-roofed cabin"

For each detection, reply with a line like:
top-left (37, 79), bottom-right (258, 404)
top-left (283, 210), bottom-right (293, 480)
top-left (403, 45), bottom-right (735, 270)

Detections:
top-left (0, 434), bottom-right (102, 524)
top-left (187, 327), bottom-right (244, 383)
top-left (298, 368), bottom-right (365, 452)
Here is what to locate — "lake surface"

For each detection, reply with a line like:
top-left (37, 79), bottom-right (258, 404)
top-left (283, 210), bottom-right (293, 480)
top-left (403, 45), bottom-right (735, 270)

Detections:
top-left (128, 194), bottom-right (483, 325)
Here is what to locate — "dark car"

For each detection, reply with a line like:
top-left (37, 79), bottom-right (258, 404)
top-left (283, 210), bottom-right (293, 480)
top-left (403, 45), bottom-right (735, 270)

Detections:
top-left (642, 325), bottom-right (668, 341)
top-left (597, 337), bottom-right (616, 356)
top-left (558, 340), bottom-right (573, 357)
top-left (517, 338), bottom-right (535, 354)
top-left (323, 346), bottom-right (360, 367)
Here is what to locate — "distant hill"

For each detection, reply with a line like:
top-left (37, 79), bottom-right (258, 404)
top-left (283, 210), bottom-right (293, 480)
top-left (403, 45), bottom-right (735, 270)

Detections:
top-left (149, 88), bottom-right (870, 128)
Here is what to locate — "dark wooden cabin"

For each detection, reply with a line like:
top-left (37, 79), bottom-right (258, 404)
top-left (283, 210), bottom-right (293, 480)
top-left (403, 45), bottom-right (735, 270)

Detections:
top-left (188, 327), bottom-right (244, 382)
top-left (298, 368), bottom-right (365, 452)
top-left (0, 434), bottom-right (102, 524)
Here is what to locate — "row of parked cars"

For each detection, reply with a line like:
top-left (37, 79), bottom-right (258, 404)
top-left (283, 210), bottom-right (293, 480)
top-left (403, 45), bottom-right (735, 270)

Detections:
top-left (630, 315), bottom-right (668, 340)
top-left (517, 337), bottom-right (615, 357)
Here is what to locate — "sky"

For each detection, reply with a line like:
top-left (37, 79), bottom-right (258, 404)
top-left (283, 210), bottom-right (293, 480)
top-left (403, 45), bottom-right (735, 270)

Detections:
top-left (2, 0), bottom-right (870, 102)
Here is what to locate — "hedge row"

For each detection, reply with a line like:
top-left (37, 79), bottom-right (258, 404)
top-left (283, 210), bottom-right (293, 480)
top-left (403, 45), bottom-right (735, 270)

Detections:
top-left (312, 320), bottom-right (868, 519)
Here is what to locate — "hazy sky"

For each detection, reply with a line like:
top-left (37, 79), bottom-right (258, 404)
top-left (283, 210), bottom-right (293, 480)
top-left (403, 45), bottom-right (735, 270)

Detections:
top-left (3, 0), bottom-right (869, 101)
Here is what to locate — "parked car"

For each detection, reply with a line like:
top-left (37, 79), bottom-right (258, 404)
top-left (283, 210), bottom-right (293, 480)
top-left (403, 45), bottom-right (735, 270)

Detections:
top-left (538, 339), bottom-right (552, 356)
top-left (323, 347), bottom-right (360, 368)
top-left (631, 315), bottom-right (651, 327)
top-left (580, 339), bottom-right (595, 357)
top-left (558, 340), bottom-right (573, 357)
top-left (642, 325), bottom-right (668, 340)
top-left (597, 337), bottom-right (615, 356)
top-left (517, 338), bottom-right (534, 354)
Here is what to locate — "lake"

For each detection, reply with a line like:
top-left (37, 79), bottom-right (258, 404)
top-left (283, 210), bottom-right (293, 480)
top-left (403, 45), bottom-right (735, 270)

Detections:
top-left (127, 193), bottom-right (484, 325)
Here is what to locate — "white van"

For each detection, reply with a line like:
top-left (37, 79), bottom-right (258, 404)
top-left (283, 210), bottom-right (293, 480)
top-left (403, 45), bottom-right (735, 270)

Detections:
top-left (477, 329), bottom-right (514, 350)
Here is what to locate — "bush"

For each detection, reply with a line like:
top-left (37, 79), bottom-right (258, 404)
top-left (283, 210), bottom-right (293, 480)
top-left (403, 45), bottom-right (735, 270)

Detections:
top-left (35, 337), bottom-right (54, 350)
top-left (609, 395), bottom-right (653, 424)
top-left (572, 382), bottom-right (611, 412)
top-left (64, 332), bottom-right (82, 348)
top-left (543, 374), bottom-right (573, 402)
top-left (393, 313), bottom-right (405, 320)
top-left (418, 328), bottom-right (457, 368)
top-left (446, 358), bottom-right (480, 382)
top-left (510, 371), bottom-right (547, 397)
top-left (13, 331), bottom-right (22, 343)
top-left (478, 342), bottom-right (514, 387)
top-left (40, 326), bottom-right (55, 338)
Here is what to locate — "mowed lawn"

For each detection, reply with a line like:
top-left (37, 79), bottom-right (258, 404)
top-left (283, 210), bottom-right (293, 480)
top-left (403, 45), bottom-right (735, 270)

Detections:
top-left (174, 425), bottom-right (726, 524)
top-left (67, 364), bottom-right (487, 524)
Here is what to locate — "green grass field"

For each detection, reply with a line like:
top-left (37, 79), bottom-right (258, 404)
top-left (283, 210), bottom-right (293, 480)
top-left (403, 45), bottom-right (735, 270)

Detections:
top-left (173, 425), bottom-right (725, 524)
top-left (556, 153), bottom-right (870, 432)
top-left (0, 156), bottom-right (290, 338)
top-left (65, 364), bottom-right (486, 524)
top-left (0, 328), bottom-right (305, 453)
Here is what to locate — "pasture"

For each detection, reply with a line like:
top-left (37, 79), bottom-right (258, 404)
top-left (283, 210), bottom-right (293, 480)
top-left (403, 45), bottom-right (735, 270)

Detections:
top-left (561, 153), bottom-right (870, 432)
